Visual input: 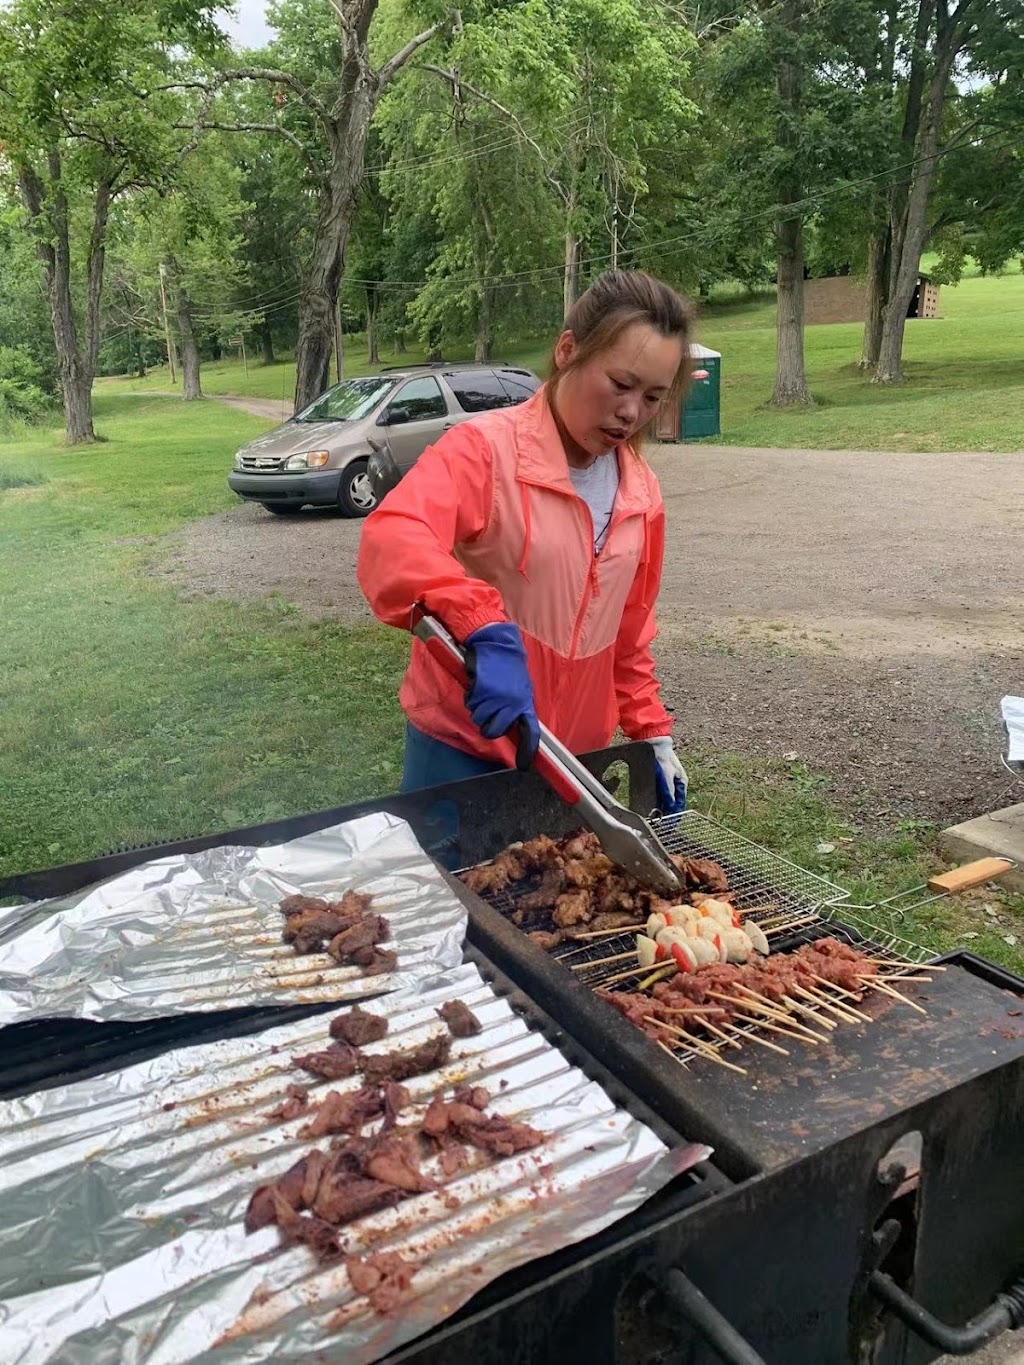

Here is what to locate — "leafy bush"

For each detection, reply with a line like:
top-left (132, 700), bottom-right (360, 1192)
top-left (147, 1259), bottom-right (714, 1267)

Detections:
top-left (0, 346), bottom-right (54, 429)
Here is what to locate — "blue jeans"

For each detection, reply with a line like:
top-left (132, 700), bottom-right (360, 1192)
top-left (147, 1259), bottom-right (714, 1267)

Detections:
top-left (400, 725), bottom-right (505, 868)
top-left (400, 723), bottom-right (505, 792)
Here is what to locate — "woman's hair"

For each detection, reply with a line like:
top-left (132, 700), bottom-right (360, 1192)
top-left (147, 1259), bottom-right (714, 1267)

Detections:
top-left (546, 270), bottom-right (694, 454)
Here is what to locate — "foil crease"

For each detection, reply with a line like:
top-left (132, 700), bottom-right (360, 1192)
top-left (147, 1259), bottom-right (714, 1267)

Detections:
top-left (0, 961), bottom-right (709, 1364)
top-left (0, 813), bottom-right (468, 1024)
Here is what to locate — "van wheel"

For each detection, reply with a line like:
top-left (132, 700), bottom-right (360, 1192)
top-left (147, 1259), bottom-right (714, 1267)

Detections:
top-left (339, 459), bottom-right (378, 517)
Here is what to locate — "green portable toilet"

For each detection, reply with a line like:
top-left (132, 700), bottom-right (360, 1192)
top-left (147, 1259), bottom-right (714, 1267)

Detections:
top-left (655, 342), bottom-right (722, 442)
top-left (682, 342), bottom-right (721, 440)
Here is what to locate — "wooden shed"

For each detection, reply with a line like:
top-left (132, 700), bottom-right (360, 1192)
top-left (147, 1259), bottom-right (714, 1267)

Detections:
top-left (803, 272), bottom-right (940, 325)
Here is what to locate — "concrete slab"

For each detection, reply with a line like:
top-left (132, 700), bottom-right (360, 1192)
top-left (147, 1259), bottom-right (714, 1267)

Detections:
top-left (939, 804), bottom-right (1024, 895)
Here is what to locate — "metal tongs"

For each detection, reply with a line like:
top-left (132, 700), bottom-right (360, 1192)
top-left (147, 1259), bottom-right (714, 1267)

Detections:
top-left (412, 610), bottom-right (682, 894)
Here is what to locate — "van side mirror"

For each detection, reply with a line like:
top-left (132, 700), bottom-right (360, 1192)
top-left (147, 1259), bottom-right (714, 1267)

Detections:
top-left (381, 406), bottom-right (410, 427)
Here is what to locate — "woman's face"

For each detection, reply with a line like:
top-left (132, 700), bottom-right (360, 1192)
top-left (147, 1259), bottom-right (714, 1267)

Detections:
top-left (551, 321), bottom-right (685, 461)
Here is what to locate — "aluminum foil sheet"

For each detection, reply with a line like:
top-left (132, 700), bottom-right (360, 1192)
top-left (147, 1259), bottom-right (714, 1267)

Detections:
top-left (0, 961), bottom-right (710, 1363)
top-left (0, 813), bottom-right (466, 1024)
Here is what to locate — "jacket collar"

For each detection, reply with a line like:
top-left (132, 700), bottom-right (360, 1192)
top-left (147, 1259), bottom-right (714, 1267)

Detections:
top-left (514, 385), bottom-right (655, 515)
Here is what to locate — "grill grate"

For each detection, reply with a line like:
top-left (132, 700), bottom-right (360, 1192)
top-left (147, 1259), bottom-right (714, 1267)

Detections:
top-left (463, 811), bottom-right (942, 1075)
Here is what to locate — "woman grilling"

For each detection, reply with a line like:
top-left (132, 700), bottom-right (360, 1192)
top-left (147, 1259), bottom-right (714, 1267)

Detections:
top-left (357, 269), bottom-right (691, 814)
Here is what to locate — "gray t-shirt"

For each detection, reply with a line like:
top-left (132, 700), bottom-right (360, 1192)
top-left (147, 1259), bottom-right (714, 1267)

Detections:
top-left (569, 452), bottom-right (620, 553)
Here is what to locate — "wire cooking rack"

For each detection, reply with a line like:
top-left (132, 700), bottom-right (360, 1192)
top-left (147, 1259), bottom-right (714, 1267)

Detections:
top-left (462, 811), bottom-right (941, 1071)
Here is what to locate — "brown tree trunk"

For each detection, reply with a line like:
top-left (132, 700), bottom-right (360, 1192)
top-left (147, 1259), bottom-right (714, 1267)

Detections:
top-left (859, 228), bottom-right (889, 370)
top-left (174, 272), bottom-right (202, 400)
top-left (563, 230), bottom-right (582, 316)
top-left (292, 7), bottom-right (380, 413)
top-left (365, 285), bottom-right (379, 365)
top-left (392, 330), bottom-right (407, 354)
top-left (769, 3), bottom-right (812, 408)
top-left (474, 202), bottom-right (496, 363)
top-left (771, 215), bottom-right (813, 405)
top-left (17, 158), bottom-right (112, 443)
top-left (259, 322), bottom-right (276, 365)
top-left (876, 42), bottom-right (959, 384)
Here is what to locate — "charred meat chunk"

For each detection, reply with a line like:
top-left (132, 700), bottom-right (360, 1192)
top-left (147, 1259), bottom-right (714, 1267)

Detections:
top-left (298, 1086), bottom-right (385, 1139)
top-left (330, 1005), bottom-right (389, 1048)
top-left (292, 1041), bottom-right (359, 1081)
top-left (327, 915), bottom-right (390, 962)
top-left (436, 999), bottom-right (482, 1038)
top-left (346, 1251), bottom-right (419, 1314)
top-left (360, 1032), bottom-right (452, 1087)
top-left (267, 1083), bottom-right (310, 1122)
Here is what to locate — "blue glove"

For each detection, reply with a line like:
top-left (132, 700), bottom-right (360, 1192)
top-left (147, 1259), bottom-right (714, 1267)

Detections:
top-left (651, 736), bottom-right (688, 814)
top-left (464, 623), bottom-right (540, 770)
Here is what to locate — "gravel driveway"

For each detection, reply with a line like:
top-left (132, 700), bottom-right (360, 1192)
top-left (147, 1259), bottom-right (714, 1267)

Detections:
top-left (161, 427), bottom-right (1024, 831)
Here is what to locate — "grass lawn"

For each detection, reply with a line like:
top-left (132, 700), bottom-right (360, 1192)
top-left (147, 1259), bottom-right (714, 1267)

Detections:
top-left (96, 262), bottom-right (1024, 454)
top-left (2, 394), bottom-right (1021, 970)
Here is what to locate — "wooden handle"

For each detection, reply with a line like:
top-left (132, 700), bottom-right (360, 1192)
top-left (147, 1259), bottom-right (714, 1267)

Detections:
top-left (927, 857), bottom-right (1015, 895)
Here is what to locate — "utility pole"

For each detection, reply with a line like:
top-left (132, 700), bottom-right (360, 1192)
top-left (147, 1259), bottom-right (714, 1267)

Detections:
top-left (158, 263), bottom-right (176, 384)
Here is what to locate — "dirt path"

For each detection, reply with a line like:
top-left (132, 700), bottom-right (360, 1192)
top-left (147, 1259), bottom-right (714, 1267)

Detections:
top-left (161, 426), bottom-right (1024, 830)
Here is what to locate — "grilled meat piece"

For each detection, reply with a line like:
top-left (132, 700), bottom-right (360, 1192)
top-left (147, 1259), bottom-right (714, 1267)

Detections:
top-left (453, 1085), bottom-right (490, 1109)
top-left (514, 866), bottom-right (567, 917)
top-left (360, 1032), bottom-right (452, 1087)
top-left (292, 1041), bottom-right (359, 1081)
top-left (330, 1005), bottom-right (389, 1047)
top-left (365, 1133), bottom-right (436, 1194)
top-left (439, 1144), bottom-right (471, 1177)
top-left (279, 893), bottom-right (330, 918)
top-left (313, 1172), bottom-right (402, 1225)
top-left (527, 929), bottom-right (566, 951)
top-left (437, 999), bottom-right (482, 1038)
top-left (357, 947), bottom-right (399, 976)
top-left (450, 1109), bottom-right (545, 1158)
top-left (588, 910), bottom-right (640, 933)
top-left (560, 832), bottom-right (603, 860)
top-left (267, 1083), bottom-right (310, 1122)
top-left (244, 1153), bottom-right (313, 1232)
top-left (515, 834), bottom-right (563, 870)
top-left (673, 856), bottom-right (730, 894)
top-left (346, 1251), bottom-right (419, 1314)
top-left (462, 848), bottom-right (526, 895)
top-left (552, 889), bottom-right (592, 927)
top-left (298, 1086), bottom-right (384, 1139)
top-left (327, 915), bottom-right (390, 962)
top-left (381, 1080), bottom-right (411, 1128)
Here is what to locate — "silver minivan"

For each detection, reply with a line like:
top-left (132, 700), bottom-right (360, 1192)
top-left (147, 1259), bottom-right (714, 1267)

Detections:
top-left (228, 362), bottom-right (541, 517)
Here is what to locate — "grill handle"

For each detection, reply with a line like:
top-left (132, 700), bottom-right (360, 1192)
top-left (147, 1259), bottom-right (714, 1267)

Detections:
top-left (869, 1270), bottom-right (1024, 1355)
top-left (662, 1268), bottom-right (768, 1365)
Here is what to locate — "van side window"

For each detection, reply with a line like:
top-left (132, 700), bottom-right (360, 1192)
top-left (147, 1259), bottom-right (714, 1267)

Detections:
top-left (446, 371), bottom-right (520, 413)
top-left (386, 377), bottom-right (447, 421)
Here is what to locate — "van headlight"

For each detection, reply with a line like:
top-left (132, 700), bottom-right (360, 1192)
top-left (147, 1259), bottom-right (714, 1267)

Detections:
top-left (233, 451), bottom-right (245, 469)
top-left (283, 450), bottom-right (330, 471)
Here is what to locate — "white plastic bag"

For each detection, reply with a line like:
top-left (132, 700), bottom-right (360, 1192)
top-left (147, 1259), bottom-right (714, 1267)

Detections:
top-left (1001, 695), bottom-right (1024, 763)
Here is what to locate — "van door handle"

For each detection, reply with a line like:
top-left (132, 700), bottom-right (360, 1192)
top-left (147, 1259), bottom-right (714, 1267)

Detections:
top-left (442, 422), bottom-right (455, 430)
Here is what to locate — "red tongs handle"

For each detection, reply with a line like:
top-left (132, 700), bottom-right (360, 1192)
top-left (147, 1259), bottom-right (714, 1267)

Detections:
top-left (411, 608), bottom-right (581, 806)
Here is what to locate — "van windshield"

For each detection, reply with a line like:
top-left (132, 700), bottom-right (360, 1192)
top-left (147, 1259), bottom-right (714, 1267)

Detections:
top-left (295, 377), bottom-right (395, 422)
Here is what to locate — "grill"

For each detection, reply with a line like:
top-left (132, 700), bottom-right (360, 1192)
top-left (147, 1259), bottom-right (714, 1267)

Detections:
top-left (237, 453), bottom-right (285, 471)
top-left (462, 810), bottom-right (937, 1076)
top-left (1, 742), bottom-right (1022, 1365)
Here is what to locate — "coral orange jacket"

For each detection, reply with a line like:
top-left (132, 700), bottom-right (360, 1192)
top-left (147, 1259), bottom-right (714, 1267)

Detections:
top-left (357, 387), bottom-right (673, 760)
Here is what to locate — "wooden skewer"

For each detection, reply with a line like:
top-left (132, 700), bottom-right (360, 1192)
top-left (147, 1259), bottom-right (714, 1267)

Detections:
top-left (707, 1019), bottom-right (790, 1056)
top-left (799, 982), bottom-right (872, 1023)
top-left (809, 972), bottom-right (867, 1004)
top-left (763, 915), bottom-right (820, 936)
top-left (864, 957), bottom-right (946, 971)
top-left (704, 989), bottom-right (827, 1045)
top-left (729, 1008), bottom-right (825, 1046)
top-left (875, 972), bottom-right (935, 983)
top-left (600, 962), bottom-right (668, 988)
top-left (644, 1016), bottom-right (748, 1075)
top-left (791, 983), bottom-right (868, 1025)
top-left (570, 950), bottom-right (635, 971)
top-left (860, 976), bottom-right (927, 1016)
top-left (702, 1019), bottom-right (743, 1051)
top-left (778, 991), bottom-right (839, 1029)
top-left (659, 1004), bottom-right (731, 1017)
top-left (733, 985), bottom-right (833, 1042)
top-left (566, 924), bottom-right (645, 940)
